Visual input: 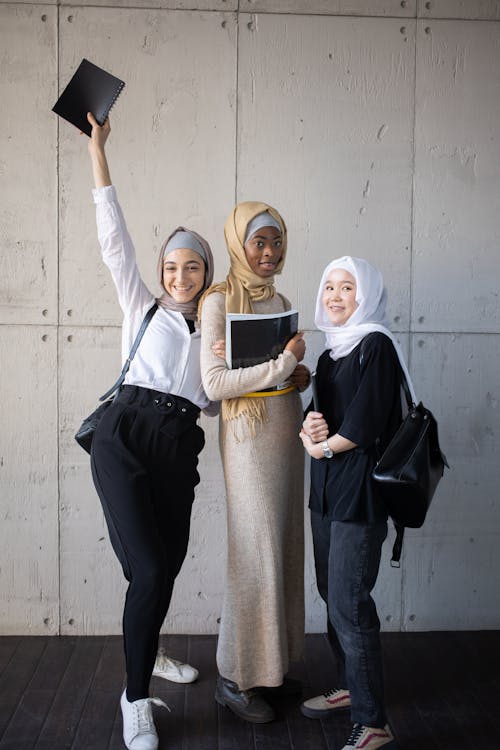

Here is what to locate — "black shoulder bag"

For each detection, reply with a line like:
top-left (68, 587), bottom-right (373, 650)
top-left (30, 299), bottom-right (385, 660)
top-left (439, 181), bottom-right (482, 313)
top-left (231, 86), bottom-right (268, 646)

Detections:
top-left (74, 303), bottom-right (158, 454)
top-left (372, 361), bottom-right (449, 566)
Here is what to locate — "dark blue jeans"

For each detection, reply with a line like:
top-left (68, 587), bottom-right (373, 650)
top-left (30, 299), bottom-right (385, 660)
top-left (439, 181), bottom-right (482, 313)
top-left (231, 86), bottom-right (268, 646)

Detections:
top-left (310, 512), bottom-right (388, 728)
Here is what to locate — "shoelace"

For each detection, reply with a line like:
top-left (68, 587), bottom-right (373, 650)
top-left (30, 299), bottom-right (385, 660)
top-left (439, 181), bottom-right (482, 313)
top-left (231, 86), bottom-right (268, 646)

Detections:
top-left (324, 687), bottom-right (345, 698)
top-left (156, 648), bottom-right (183, 674)
top-left (133, 698), bottom-right (170, 736)
top-left (157, 655), bottom-right (180, 672)
top-left (346, 723), bottom-right (364, 746)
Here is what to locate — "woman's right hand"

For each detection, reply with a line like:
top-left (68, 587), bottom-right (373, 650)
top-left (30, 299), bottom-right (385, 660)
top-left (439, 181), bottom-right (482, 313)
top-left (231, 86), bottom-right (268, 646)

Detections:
top-left (86, 113), bottom-right (112, 188)
top-left (285, 331), bottom-right (305, 362)
top-left (87, 112), bottom-right (110, 154)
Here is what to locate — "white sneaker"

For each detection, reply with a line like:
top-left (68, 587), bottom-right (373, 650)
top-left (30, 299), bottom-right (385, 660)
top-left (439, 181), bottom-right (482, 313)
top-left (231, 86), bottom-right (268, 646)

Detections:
top-left (120, 690), bottom-right (169, 750)
top-left (152, 650), bottom-right (199, 684)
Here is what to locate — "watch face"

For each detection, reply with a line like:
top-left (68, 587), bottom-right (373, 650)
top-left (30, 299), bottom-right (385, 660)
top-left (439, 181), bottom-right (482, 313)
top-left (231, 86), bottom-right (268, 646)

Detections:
top-left (322, 442), bottom-right (333, 458)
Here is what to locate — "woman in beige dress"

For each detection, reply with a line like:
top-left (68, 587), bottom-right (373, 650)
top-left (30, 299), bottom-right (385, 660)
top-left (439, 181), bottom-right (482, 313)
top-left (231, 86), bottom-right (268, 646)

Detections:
top-left (199, 201), bottom-right (308, 723)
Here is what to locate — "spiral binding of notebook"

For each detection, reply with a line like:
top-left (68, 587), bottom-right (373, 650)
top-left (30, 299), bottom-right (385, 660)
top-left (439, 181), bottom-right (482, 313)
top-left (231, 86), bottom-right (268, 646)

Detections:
top-left (95, 76), bottom-right (125, 126)
top-left (52, 58), bottom-right (125, 137)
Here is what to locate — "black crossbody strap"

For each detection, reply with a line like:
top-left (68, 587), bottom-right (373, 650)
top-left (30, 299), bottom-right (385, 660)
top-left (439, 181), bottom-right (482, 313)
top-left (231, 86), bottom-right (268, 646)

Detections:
top-left (98, 302), bottom-right (158, 401)
top-left (399, 364), bottom-right (415, 411)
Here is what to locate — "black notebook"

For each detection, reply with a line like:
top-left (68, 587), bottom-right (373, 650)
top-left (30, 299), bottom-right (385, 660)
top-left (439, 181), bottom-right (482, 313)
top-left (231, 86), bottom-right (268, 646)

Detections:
top-left (226, 310), bottom-right (298, 370)
top-left (52, 58), bottom-right (125, 136)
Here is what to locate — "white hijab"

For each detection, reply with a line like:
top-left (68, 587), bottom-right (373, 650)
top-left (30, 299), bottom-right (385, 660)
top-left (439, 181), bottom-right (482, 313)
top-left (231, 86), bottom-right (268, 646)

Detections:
top-left (314, 256), bottom-right (417, 403)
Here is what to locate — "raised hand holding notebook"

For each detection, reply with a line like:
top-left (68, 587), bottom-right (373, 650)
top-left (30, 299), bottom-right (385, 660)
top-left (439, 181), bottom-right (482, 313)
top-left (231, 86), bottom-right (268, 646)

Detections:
top-left (226, 310), bottom-right (298, 370)
top-left (52, 58), bottom-right (125, 136)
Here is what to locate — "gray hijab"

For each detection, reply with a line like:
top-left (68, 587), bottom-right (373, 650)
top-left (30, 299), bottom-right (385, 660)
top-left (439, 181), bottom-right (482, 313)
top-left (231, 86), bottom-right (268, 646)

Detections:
top-left (156, 226), bottom-right (214, 320)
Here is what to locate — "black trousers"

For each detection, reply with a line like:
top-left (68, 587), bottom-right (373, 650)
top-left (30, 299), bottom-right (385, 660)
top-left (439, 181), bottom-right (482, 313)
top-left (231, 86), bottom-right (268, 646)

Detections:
top-left (91, 385), bottom-right (204, 701)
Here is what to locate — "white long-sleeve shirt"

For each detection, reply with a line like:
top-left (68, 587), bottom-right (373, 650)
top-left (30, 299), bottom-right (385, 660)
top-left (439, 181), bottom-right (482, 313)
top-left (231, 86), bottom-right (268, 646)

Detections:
top-left (93, 185), bottom-right (215, 412)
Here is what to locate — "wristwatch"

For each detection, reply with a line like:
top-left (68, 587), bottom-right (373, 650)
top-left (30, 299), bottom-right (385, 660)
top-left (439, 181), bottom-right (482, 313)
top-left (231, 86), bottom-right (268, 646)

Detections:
top-left (321, 440), bottom-right (334, 459)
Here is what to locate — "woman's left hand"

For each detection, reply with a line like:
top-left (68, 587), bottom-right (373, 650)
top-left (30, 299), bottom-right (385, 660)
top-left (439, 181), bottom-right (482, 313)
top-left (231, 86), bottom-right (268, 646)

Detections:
top-left (289, 364), bottom-right (310, 391)
top-left (302, 411), bottom-right (329, 442)
top-left (299, 430), bottom-right (324, 459)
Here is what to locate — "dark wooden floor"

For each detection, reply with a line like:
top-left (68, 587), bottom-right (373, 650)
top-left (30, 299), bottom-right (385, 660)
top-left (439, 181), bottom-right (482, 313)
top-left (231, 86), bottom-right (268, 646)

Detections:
top-left (0, 631), bottom-right (499, 749)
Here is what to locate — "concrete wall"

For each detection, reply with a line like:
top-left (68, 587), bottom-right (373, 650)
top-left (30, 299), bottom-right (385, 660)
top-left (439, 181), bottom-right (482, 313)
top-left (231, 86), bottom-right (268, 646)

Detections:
top-left (1, 0), bottom-right (499, 636)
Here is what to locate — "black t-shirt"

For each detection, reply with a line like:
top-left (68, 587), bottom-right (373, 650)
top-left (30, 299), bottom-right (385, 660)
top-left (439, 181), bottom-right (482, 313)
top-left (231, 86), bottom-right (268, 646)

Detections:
top-left (309, 332), bottom-right (402, 522)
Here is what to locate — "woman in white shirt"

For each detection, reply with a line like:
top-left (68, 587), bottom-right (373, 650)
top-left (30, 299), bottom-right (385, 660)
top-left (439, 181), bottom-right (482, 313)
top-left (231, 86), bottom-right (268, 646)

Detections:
top-left (85, 113), bottom-right (215, 750)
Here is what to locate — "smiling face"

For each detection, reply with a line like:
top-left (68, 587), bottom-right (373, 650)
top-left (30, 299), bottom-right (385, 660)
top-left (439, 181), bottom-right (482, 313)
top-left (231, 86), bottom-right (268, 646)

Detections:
top-left (162, 248), bottom-right (206, 303)
top-left (243, 226), bottom-right (283, 278)
top-left (322, 267), bottom-right (359, 326)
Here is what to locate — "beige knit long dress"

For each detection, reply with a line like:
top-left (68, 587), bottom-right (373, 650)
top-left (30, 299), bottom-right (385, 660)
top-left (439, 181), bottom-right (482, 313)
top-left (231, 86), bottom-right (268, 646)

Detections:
top-left (201, 290), bottom-right (305, 691)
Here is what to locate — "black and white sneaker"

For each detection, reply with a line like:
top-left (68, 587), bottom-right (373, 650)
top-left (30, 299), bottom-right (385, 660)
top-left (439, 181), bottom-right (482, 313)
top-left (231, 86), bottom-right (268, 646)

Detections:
top-left (341, 722), bottom-right (397, 750)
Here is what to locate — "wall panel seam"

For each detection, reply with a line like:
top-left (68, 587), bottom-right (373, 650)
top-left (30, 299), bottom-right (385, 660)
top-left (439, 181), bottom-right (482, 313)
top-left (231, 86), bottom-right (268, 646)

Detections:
top-left (234, 1), bottom-right (240, 204)
top-left (56, 2), bottom-right (62, 637)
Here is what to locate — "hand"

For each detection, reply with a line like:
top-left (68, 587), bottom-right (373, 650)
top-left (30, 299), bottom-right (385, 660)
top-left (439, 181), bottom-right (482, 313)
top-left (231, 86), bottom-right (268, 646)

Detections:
top-left (285, 331), bottom-right (305, 362)
top-left (87, 112), bottom-right (111, 154)
top-left (299, 430), bottom-right (324, 460)
top-left (212, 339), bottom-right (226, 360)
top-left (86, 113), bottom-right (112, 187)
top-left (288, 364), bottom-right (310, 391)
top-left (302, 411), bottom-right (329, 443)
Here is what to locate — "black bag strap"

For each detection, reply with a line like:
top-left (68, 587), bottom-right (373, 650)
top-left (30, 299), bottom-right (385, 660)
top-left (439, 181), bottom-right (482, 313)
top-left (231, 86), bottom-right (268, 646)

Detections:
top-left (360, 335), bottom-right (415, 411)
top-left (99, 302), bottom-right (158, 401)
top-left (391, 524), bottom-right (405, 568)
top-left (399, 365), bottom-right (415, 411)
top-left (390, 365), bottom-right (412, 568)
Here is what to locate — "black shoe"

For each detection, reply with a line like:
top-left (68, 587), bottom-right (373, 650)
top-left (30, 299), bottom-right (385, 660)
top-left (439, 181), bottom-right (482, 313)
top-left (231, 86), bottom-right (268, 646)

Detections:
top-left (215, 675), bottom-right (275, 723)
top-left (259, 676), bottom-right (303, 696)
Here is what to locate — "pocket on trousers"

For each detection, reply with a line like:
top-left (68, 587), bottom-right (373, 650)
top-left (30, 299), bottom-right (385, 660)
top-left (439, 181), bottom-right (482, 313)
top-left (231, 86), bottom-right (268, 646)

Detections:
top-left (159, 414), bottom-right (198, 439)
top-left (193, 424), bottom-right (205, 456)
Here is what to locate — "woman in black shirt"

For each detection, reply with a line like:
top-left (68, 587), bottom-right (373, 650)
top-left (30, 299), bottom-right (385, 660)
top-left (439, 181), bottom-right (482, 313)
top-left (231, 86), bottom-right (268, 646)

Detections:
top-left (299, 256), bottom-right (411, 750)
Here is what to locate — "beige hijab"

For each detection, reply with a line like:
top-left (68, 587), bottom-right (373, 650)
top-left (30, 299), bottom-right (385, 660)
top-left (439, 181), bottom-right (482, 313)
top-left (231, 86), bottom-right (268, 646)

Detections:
top-left (200, 201), bottom-right (288, 433)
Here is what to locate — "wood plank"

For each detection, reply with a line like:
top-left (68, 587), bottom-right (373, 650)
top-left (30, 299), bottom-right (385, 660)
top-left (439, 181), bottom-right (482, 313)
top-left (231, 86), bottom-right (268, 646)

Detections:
top-left (0, 638), bottom-right (47, 741)
top-left (283, 701), bottom-right (325, 750)
top-left (0, 637), bottom-right (76, 750)
top-left (183, 635), bottom-right (218, 750)
top-left (71, 637), bottom-right (125, 750)
top-left (429, 632), bottom-right (500, 750)
top-left (0, 638), bottom-right (21, 677)
top-left (32, 637), bottom-right (105, 750)
top-left (216, 706), bottom-right (255, 750)
top-left (451, 631), bottom-right (500, 739)
top-left (386, 633), bottom-right (468, 750)
top-left (0, 691), bottom-right (54, 750)
top-left (382, 632), bottom-right (440, 750)
top-left (0, 633), bottom-right (498, 750)
top-left (106, 701), bottom-right (125, 750)
top-left (89, 636), bottom-right (124, 693)
top-left (282, 647), bottom-right (327, 750)
top-left (70, 690), bottom-right (120, 750)
top-left (301, 634), bottom-right (349, 750)
top-left (252, 717), bottom-right (290, 750)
